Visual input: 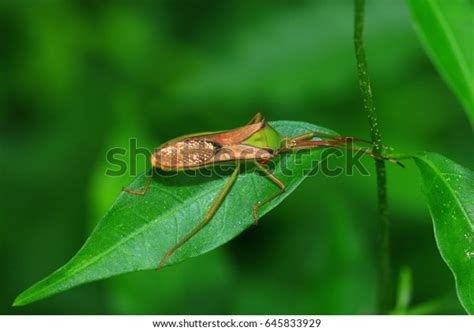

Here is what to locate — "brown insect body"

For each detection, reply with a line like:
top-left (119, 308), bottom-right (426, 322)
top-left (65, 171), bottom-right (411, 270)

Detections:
top-left (152, 120), bottom-right (276, 171)
top-left (124, 113), bottom-right (401, 271)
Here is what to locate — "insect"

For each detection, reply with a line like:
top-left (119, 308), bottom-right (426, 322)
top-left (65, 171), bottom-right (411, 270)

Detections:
top-left (123, 113), bottom-right (402, 270)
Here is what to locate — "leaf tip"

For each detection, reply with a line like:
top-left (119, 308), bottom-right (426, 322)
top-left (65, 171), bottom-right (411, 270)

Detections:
top-left (12, 295), bottom-right (26, 307)
top-left (12, 286), bottom-right (38, 307)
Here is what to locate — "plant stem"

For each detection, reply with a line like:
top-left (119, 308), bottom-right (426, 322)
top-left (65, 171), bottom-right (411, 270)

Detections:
top-left (354, 0), bottom-right (392, 314)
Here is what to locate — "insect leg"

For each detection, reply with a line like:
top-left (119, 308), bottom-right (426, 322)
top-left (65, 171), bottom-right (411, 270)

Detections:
top-left (252, 160), bottom-right (286, 225)
top-left (291, 131), bottom-right (372, 145)
top-left (157, 162), bottom-right (241, 271)
top-left (287, 132), bottom-right (405, 165)
top-left (122, 169), bottom-right (154, 195)
top-left (288, 140), bottom-right (404, 167)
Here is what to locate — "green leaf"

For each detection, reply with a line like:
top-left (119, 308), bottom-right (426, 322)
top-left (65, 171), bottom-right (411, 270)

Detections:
top-left (413, 152), bottom-right (474, 313)
top-left (406, 0), bottom-right (474, 125)
top-left (13, 121), bottom-right (337, 306)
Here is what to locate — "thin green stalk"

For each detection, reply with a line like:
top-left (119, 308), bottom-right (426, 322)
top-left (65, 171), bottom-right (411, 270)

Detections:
top-left (354, 0), bottom-right (392, 313)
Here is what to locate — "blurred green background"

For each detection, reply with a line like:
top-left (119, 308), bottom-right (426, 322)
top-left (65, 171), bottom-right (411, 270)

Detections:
top-left (1, 0), bottom-right (472, 314)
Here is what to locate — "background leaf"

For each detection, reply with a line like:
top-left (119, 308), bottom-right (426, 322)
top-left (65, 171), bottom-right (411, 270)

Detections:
top-left (413, 152), bottom-right (474, 313)
top-left (406, 0), bottom-right (474, 125)
top-left (13, 121), bottom-right (336, 306)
